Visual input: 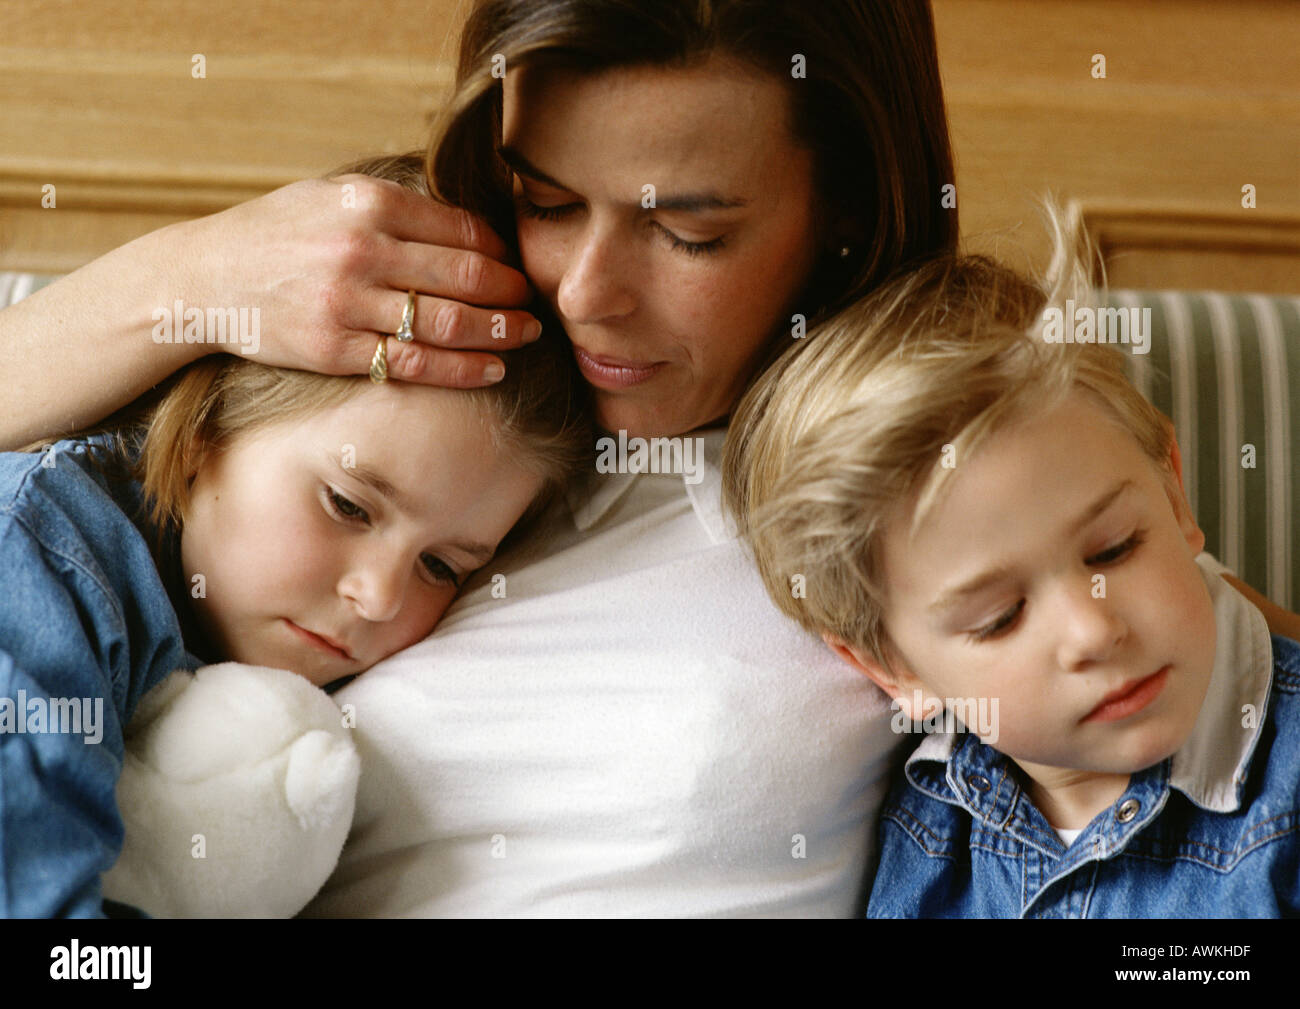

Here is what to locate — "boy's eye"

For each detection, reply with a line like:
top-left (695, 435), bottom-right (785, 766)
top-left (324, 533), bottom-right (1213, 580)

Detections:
top-left (421, 553), bottom-right (461, 588)
top-left (325, 488), bottom-right (370, 524)
top-left (1087, 530), bottom-right (1145, 566)
top-left (969, 599), bottom-right (1024, 643)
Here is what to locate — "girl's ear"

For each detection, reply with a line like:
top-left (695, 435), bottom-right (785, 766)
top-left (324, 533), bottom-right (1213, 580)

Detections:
top-left (821, 631), bottom-right (933, 721)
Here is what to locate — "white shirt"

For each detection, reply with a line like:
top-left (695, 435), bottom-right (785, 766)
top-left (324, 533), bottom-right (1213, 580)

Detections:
top-left (303, 427), bottom-right (900, 917)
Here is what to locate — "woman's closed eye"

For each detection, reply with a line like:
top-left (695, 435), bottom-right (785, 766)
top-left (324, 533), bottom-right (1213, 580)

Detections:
top-left (514, 194), bottom-right (727, 257)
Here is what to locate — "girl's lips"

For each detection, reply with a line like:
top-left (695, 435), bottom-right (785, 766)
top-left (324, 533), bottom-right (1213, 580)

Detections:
top-left (572, 345), bottom-right (666, 390)
top-left (285, 619), bottom-right (352, 661)
top-left (1081, 665), bottom-right (1170, 723)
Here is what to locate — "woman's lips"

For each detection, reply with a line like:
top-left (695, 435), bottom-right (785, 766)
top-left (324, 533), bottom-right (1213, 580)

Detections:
top-left (572, 345), bottom-right (666, 390)
top-left (1081, 665), bottom-right (1170, 723)
top-left (285, 619), bottom-right (352, 661)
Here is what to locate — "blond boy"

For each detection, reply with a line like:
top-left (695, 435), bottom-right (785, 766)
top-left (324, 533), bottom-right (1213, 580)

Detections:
top-left (724, 247), bottom-right (1300, 918)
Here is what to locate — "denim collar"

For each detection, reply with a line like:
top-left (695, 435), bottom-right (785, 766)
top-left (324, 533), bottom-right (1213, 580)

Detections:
top-left (904, 556), bottom-right (1275, 823)
top-left (564, 426), bottom-right (733, 542)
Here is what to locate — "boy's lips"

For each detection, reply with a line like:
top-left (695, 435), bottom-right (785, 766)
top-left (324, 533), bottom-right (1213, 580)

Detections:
top-left (285, 619), bottom-right (353, 661)
top-left (1081, 665), bottom-right (1170, 723)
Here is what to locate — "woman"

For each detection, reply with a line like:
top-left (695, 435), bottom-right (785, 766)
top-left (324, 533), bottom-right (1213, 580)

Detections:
top-left (3, 0), bottom-right (1294, 916)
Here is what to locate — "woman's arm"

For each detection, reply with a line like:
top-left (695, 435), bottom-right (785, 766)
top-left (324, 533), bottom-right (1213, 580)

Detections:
top-left (1223, 575), bottom-right (1300, 641)
top-left (0, 175), bottom-right (539, 450)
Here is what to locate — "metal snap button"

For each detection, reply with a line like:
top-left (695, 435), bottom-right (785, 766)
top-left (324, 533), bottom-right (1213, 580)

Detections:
top-left (967, 774), bottom-right (991, 792)
top-left (1116, 798), bottom-right (1141, 823)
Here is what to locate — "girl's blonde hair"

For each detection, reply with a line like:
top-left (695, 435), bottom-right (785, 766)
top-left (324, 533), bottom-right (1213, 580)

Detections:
top-left (722, 208), bottom-right (1175, 669)
top-left (34, 153), bottom-right (590, 549)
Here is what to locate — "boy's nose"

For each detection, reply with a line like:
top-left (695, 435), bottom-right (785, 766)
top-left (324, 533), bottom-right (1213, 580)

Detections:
top-left (1055, 582), bottom-right (1128, 670)
top-left (556, 223), bottom-right (637, 324)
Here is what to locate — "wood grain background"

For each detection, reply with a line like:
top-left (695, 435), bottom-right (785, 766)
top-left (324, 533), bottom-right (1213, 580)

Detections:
top-left (1, 0), bottom-right (1296, 290)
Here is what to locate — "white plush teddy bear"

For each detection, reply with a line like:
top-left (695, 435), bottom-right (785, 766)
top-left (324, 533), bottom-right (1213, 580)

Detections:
top-left (101, 662), bottom-right (360, 918)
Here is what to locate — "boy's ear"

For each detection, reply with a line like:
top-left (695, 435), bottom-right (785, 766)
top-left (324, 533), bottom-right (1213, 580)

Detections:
top-left (821, 631), bottom-right (930, 720)
top-left (1160, 415), bottom-right (1206, 554)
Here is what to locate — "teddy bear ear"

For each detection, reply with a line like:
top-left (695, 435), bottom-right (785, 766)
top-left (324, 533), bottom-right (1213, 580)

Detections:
top-left (124, 669), bottom-right (195, 740)
top-left (284, 730), bottom-right (361, 832)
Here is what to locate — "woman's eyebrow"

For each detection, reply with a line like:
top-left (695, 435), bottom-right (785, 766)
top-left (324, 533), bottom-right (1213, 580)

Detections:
top-left (497, 144), bottom-right (749, 212)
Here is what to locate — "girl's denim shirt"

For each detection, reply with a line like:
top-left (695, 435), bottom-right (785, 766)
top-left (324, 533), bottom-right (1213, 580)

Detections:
top-left (867, 562), bottom-right (1300, 918)
top-left (0, 435), bottom-right (205, 917)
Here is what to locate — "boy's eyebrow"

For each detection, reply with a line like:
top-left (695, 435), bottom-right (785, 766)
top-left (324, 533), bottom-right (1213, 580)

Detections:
top-left (1065, 479), bottom-right (1134, 537)
top-left (928, 479), bottom-right (1135, 614)
top-left (497, 144), bottom-right (749, 212)
top-left (330, 452), bottom-right (497, 566)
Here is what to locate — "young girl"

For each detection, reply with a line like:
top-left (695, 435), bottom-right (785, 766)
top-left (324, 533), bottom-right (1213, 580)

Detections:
top-left (0, 155), bottom-right (590, 917)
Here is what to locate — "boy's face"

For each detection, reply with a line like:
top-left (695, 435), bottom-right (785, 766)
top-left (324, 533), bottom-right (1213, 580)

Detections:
top-left (835, 391), bottom-right (1217, 781)
top-left (180, 384), bottom-right (544, 687)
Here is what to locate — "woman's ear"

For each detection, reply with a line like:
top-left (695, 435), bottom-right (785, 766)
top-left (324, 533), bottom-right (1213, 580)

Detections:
top-left (821, 631), bottom-right (933, 721)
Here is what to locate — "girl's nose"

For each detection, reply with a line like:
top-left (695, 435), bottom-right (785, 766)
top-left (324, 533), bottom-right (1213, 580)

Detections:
top-left (555, 222), bottom-right (637, 324)
top-left (338, 554), bottom-right (407, 623)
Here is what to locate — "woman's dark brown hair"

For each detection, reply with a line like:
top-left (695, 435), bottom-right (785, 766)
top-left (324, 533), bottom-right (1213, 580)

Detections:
top-left (426, 0), bottom-right (958, 327)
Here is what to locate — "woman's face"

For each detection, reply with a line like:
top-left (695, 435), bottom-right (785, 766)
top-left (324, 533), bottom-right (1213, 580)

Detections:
top-left (502, 55), bottom-right (821, 438)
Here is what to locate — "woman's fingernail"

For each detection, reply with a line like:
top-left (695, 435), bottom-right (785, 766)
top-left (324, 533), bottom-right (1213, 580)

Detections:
top-left (523, 320), bottom-right (543, 343)
top-left (484, 362), bottom-right (505, 383)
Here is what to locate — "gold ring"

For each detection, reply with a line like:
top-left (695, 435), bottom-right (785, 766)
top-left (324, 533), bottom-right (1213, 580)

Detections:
top-left (369, 336), bottom-right (388, 383)
top-left (395, 289), bottom-right (416, 343)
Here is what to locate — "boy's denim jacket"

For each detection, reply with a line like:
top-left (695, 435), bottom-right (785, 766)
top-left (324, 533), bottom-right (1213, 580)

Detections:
top-left (867, 562), bottom-right (1300, 918)
top-left (0, 436), bottom-right (202, 917)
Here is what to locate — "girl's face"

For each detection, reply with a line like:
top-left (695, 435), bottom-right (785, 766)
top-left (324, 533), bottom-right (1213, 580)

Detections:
top-left (180, 384), bottom-right (544, 686)
top-left (502, 55), bottom-right (821, 438)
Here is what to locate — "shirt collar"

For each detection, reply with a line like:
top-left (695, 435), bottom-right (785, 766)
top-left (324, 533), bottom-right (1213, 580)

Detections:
top-left (1167, 560), bottom-right (1273, 811)
top-left (904, 554), bottom-right (1275, 813)
top-left (564, 426), bottom-right (734, 542)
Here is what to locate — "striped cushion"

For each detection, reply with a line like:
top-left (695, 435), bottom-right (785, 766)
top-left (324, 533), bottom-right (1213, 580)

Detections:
top-left (4, 274), bottom-right (1297, 607)
top-left (1114, 290), bottom-right (1300, 610)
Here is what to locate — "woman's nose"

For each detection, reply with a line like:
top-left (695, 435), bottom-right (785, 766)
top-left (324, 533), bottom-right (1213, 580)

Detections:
top-left (1054, 578), bottom-right (1128, 670)
top-left (555, 221), bottom-right (637, 324)
top-left (338, 554), bottom-right (407, 623)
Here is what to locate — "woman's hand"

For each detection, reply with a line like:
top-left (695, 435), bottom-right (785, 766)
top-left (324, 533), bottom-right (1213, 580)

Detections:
top-left (185, 173), bottom-right (540, 385)
top-left (0, 174), bottom-right (538, 449)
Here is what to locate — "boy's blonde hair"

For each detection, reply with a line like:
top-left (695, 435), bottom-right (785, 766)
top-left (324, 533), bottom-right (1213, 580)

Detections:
top-left (40, 152), bottom-right (590, 546)
top-left (723, 215), bottom-right (1175, 669)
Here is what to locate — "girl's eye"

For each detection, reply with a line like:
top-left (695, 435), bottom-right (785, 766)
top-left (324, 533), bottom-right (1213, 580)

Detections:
top-left (421, 553), bottom-right (460, 588)
top-left (969, 599), bottom-right (1024, 643)
top-left (1087, 530), bottom-right (1145, 566)
top-left (325, 488), bottom-right (370, 524)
